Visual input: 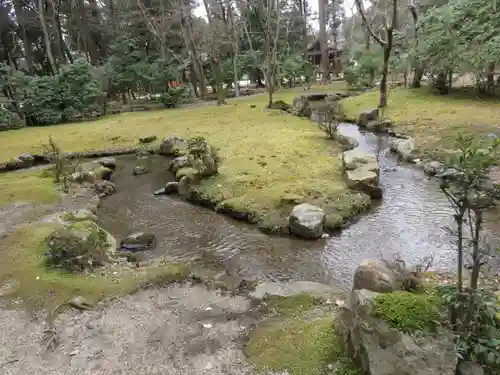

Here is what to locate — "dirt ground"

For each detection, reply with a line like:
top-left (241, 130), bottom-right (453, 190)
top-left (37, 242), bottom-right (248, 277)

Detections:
top-left (1, 284), bottom-right (260, 375)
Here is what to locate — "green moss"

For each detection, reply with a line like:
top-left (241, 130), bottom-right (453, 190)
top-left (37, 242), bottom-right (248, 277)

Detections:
top-left (263, 293), bottom-right (326, 317)
top-left (372, 291), bottom-right (442, 333)
top-left (342, 87), bottom-right (500, 155)
top-left (334, 357), bottom-right (363, 375)
top-left (246, 317), bottom-right (341, 375)
top-left (0, 169), bottom-right (59, 205)
top-left (0, 223), bottom-right (190, 313)
top-left (62, 209), bottom-right (97, 222)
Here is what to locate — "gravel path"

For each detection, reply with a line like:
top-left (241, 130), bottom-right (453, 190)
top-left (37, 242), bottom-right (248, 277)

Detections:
top-left (1, 284), bottom-right (258, 375)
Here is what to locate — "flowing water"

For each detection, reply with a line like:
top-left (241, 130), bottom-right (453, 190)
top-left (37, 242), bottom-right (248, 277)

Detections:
top-left (97, 123), bottom-right (498, 291)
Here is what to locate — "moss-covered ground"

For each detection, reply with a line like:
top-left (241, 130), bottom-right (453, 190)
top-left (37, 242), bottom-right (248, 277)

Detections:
top-left (0, 222), bottom-right (190, 313)
top-left (0, 169), bottom-right (60, 205)
top-left (372, 290), bottom-right (442, 333)
top-left (0, 82), bottom-right (370, 232)
top-left (342, 87), bottom-right (500, 158)
top-left (245, 294), bottom-right (361, 375)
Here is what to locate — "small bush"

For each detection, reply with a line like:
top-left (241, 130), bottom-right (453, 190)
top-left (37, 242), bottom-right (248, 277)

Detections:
top-left (159, 85), bottom-right (189, 108)
top-left (372, 291), bottom-right (442, 333)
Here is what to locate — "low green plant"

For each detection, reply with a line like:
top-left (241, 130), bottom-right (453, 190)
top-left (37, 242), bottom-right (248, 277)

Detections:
top-left (372, 291), bottom-right (442, 333)
top-left (159, 85), bottom-right (189, 108)
top-left (438, 285), bottom-right (500, 368)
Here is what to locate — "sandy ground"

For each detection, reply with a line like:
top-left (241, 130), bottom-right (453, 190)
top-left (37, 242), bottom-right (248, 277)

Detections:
top-left (1, 284), bottom-right (259, 375)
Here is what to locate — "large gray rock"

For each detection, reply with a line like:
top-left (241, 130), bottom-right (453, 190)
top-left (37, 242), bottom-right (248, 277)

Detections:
top-left (168, 156), bottom-right (191, 174)
top-left (93, 180), bottom-right (116, 197)
top-left (336, 289), bottom-right (457, 375)
top-left (343, 150), bottom-right (381, 198)
top-left (288, 203), bottom-right (325, 239)
top-left (159, 134), bottom-right (185, 156)
top-left (72, 162), bottom-right (113, 183)
top-left (389, 137), bottom-right (416, 161)
top-left (358, 108), bottom-right (379, 127)
top-left (353, 260), bottom-right (402, 293)
top-left (343, 149), bottom-right (378, 171)
top-left (45, 220), bottom-right (116, 272)
top-left (346, 169), bottom-right (382, 198)
top-left (423, 161), bottom-right (444, 176)
top-left (97, 157), bottom-right (117, 170)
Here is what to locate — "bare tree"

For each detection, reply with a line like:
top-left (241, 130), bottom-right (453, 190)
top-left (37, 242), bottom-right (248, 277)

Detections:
top-left (249, 0), bottom-right (283, 107)
top-left (355, 0), bottom-right (399, 107)
top-left (38, 0), bottom-right (58, 74)
top-left (318, 0), bottom-right (329, 84)
top-left (202, 0), bottom-right (228, 105)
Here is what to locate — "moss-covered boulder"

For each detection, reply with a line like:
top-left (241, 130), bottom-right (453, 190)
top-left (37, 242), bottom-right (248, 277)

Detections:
top-left (292, 95), bottom-right (312, 118)
top-left (71, 161), bottom-right (113, 183)
top-left (168, 156), bottom-right (191, 174)
top-left (336, 289), bottom-right (456, 375)
top-left (45, 220), bottom-right (116, 272)
top-left (186, 136), bottom-right (220, 177)
top-left (159, 134), bottom-right (186, 156)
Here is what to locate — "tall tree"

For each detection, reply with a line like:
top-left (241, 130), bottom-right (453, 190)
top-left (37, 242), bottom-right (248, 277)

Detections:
top-left (355, 0), bottom-right (399, 107)
top-left (318, 0), bottom-right (329, 84)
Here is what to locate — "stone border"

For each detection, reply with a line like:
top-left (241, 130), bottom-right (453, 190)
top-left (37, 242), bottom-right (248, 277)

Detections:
top-left (0, 147), bottom-right (153, 173)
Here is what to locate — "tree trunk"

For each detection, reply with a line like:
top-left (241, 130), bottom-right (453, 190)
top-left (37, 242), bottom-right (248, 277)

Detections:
top-left (180, 4), bottom-right (208, 99)
top-left (267, 60), bottom-right (274, 107)
top-left (203, 0), bottom-right (226, 104)
top-left (38, 0), bottom-right (58, 74)
top-left (364, 29), bottom-right (374, 85)
top-left (411, 67), bottom-right (424, 88)
top-left (379, 46), bottom-right (390, 107)
top-left (14, 0), bottom-right (34, 74)
top-left (227, 0), bottom-right (240, 96)
top-left (318, 0), bottom-right (329, 84)
top-left (48, 0), bottom-right (64, 64)
top-left (487, 62), bottom-right (495, 92)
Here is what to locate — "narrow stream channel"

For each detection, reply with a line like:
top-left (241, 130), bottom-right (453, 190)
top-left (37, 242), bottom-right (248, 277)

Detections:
top-left (97, 122), bottom-right (484, 291)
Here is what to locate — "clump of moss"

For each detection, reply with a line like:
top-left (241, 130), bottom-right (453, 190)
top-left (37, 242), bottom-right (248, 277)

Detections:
top-left (246, 317), bottom-right (339, 375)
top-left (0, 169), bottom-right (59, 205)
top-left (263, 293), bottom-right (325, 317)
top-left (372, 291), bottom-right (442, 333)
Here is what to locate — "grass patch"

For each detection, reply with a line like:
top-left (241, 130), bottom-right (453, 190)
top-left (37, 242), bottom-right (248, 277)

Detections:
top-left (0, 169), bottom-right (59, 205)
top-left (263, 293), bottom-right (326, 317)
top-left (0, 223), bottom-right (190, 313)
top-left (342, 87), bottom-right (500, 157)
top-left (0, 82), bottom-right (369, 230)
top-left (246, 316), bottom-right (361, 375)
top-left (246, 317), bottom-right (339, 375)
top-left (372, 291), bottom-right (442, 333)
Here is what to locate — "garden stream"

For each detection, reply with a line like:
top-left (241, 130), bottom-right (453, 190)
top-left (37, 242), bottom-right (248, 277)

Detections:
top-left (97, 122), bottom-right (500, 291)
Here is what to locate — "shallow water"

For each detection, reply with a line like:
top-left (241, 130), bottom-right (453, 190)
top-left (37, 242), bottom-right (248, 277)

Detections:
top-left (97, 123), bottom-right (497, 291)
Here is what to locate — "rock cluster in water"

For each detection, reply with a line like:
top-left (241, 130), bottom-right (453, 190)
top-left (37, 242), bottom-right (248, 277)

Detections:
top-left (154, 134), bottom-right (220, 197)
top-left (342, 149), bottom-right (382, 199)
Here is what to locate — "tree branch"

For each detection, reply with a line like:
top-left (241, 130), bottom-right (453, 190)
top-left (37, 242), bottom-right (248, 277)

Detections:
top-left (354, 0), bottom-right (387, 46)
